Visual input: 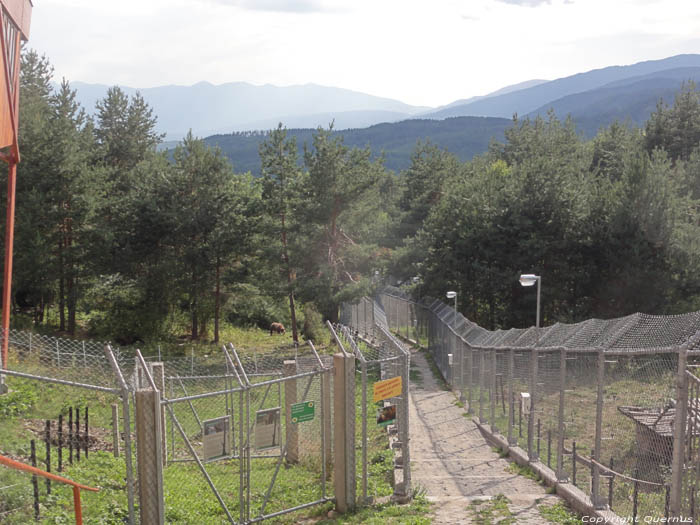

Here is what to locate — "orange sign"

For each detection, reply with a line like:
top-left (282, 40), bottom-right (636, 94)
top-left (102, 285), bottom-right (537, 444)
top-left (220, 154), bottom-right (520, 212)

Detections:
top-left (372, 376), bottom-right (402, 403)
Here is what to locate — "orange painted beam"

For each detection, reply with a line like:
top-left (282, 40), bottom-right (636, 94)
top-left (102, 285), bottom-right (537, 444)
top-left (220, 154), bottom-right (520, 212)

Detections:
top-left (0, 454), bottom-right (99, 491)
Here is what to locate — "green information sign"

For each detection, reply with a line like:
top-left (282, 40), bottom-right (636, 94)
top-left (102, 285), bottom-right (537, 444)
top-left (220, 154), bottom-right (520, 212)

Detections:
top-left (291, 401), bottom-right (315, 423)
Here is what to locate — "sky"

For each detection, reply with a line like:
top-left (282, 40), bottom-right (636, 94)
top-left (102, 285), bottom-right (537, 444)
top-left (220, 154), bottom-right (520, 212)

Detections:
top-left (26, 0), bottom-right (700, 108)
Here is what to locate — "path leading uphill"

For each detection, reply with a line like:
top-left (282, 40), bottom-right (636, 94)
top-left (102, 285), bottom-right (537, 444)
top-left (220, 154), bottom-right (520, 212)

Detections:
top-left (408, 348), bottom-right (562, 524)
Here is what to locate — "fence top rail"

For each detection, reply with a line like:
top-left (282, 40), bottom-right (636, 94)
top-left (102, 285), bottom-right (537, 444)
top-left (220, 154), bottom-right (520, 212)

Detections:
top-left (380, 289), bottom-right (700, 354)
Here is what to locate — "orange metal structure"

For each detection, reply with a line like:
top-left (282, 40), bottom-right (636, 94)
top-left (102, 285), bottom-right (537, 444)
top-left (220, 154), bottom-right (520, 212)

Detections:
top-left (0, 0), bottom-right (31, 385)
top-left (0, 454), bottom-right (99, 524)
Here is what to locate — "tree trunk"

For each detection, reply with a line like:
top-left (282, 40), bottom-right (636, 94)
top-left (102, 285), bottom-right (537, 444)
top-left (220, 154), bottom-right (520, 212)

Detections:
top-left (190, 261), bottom-right (199, 339)
top-left (58, 238), bottom-right (65, 332)
top-left (66, 218), bottom-right (76, 336)
top-left (281, 213), bottom-right (299, 343)
top-left (214, 257), bottom-right (221, 343)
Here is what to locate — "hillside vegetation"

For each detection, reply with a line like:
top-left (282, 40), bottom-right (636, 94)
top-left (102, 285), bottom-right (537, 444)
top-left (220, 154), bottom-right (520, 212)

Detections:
top-left (9, 48), bottom-right (700, 350)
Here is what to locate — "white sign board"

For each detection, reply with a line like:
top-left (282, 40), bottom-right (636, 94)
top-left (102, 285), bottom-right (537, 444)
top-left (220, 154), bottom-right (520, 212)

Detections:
top-left (203, 416), bottom-right (231, 460)
top-left (255, 407), bottom-right (281, 451)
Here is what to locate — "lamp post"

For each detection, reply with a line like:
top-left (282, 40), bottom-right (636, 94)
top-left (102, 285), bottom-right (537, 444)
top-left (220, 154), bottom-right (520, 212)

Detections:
top-left (519, 274), bottom-right (541, 328)
top-left (446, 291), bottom-right (458, 390)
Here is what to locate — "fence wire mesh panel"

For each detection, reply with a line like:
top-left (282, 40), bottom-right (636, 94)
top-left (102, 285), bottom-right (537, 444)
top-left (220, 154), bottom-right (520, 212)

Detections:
top-left (682, 356), bottom-right (700, 520)
top-left (379, 287), bottom-right (700, 520)
top-left (159, 342), bottom-right (333, 524)
top-left (0, 340), bottom-right (136, 524)
top-left (339, 297), bottom-right (412, 504)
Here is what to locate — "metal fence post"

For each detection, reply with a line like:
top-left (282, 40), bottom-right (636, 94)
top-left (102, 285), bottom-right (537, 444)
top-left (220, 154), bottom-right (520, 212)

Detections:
top-left (670, 344), bottom-right (689, 517)
top-left (458, 334), bottom-right (465, 402)
top-left (592, 348), bottom-right (605, 508)
top-left (528, 348), bottom-right (538, 460)
top-left (557, 347), bottom-right (566, 481)
top-left (479, 348), bottom-right (485, 423)
top-left (508, 347), bottom-right (515, 445)
top-left (111, 403), bottom-right (119, 458)
top-left (284, 360), bottom-right (299, 464)
top-left (467, 342), bottom-right (473, 414)
top-left (151, 362), bottom-right (167, 467)
top-left (491, 350), bottom-right (497, 432)
top-left (105, 346), bottom-right (135, 525)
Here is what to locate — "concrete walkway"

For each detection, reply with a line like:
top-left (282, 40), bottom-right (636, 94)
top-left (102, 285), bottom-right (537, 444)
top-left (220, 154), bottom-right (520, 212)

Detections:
top-left (409, 348), bottom-right (562, 524)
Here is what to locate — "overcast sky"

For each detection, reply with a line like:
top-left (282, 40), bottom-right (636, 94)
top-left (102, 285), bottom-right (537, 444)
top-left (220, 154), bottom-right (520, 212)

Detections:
top-left (27, 0), bottom-right (700, 108)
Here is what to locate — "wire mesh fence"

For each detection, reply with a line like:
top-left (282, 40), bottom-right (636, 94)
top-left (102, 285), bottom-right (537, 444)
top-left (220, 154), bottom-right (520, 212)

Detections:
top-left (380, 287), bottom-right (700, 521)
top-left (0, 335), bottom-right (135, 524)
top-left (330, 318), bottom-right (412, 504)
top-left (0, 327), bottom-right (340, 524)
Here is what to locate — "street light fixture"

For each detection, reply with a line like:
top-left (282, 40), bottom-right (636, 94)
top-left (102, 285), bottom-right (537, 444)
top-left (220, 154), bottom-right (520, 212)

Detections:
top-left (446, 290), bottom-right (457, 324)
top-left (519, 274), bottom-right (541, 328)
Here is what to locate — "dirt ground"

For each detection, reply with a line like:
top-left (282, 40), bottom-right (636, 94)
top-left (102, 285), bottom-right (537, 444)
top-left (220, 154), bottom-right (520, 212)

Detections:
top-left (409, 349), bottom-right (564, 524)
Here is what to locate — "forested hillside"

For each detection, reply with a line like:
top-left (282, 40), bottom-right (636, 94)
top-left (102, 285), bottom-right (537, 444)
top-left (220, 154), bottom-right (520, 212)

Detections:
top-left (8, 49), bottom-right (700, 348)
top-left (202, 116), bottom-right (511, 174)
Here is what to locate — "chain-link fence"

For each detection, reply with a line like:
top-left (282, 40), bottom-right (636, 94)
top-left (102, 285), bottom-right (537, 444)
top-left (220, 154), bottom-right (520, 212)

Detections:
top-left (330, 316), bottom-right (411, 504)
top-left (380, 287), bottom-right (700, 521)
top-left (0, 330), bottom-right (136, 524)
top-left (0, 327), bottom-right (340, 524)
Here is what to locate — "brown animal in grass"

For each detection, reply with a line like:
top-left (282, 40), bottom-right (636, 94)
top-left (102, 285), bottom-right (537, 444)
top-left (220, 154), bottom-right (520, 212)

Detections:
top-left (269, 322), bottom-right (285, 335)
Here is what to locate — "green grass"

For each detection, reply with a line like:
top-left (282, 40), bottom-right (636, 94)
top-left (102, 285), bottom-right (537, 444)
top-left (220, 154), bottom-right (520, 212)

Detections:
top-left (469, 494), bottom-right (515, 525)
top-left (506, 461), bottom-right (542, 483)
top-left (538, 501), bottom-right (583, 524)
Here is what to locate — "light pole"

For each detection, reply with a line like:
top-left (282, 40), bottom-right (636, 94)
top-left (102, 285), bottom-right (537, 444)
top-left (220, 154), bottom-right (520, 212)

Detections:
top-left (519, 274), bottom-right (541, 328)
top-left (446, 291), bottom-right (458, 391)
top-left (446, 291), bottom-right (457, 329)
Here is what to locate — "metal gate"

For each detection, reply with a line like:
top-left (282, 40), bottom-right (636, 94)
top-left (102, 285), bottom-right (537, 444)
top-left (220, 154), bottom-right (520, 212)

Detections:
top-left (157, 342), bottom-right (333, 524)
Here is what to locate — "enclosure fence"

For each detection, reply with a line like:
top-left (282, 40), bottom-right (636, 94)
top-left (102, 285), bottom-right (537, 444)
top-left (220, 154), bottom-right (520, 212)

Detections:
top-left (0, 328), bottom-right (340, 524)
top-left (376, 287), bottom-right (700, 521)
top-left (334, 300), bottom-right (412, 502)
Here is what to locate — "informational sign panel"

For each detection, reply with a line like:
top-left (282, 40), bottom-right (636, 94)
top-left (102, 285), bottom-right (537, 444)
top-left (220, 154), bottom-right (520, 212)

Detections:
top-left (372, 376), bottom-right (402, 403)
top-left (377, 404), bottom-right (396, 427)
top-left (202, 416), bottom-right (231, 460)
top-left (291, 401), bottom-right (315, 423)
top-left (255, 407), bottom-right (281, 450)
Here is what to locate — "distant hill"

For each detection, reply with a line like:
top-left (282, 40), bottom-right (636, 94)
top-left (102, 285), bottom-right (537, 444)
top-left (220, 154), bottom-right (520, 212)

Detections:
top-left (423, 54), bottom-right (700, 119)
top-left (526, 67), bottom-right (700, 136)
top-left (429, 79), bottom-right (549, 113)
top-left (201, 116), bottom-right (511, 174)
top-left (69, 81), bottom-right (430, 140)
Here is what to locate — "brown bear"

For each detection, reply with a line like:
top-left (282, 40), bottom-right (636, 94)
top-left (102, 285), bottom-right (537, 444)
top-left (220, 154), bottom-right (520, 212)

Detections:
top-left (269, 322), bottom-right (285, 335)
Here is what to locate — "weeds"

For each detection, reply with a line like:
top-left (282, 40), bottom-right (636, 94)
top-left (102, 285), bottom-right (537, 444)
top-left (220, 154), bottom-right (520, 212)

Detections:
top-left (538, 501), bottom-right (583, 524)
top-left (469, 494), bottom-right (514, 525)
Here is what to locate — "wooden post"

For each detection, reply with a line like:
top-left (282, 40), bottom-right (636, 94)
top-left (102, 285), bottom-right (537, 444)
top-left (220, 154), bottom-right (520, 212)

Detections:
top-left (322, 369), bottom-right (332, 478)
top-left (75, 407), bottom-right (80, 462)
top-left (592, 349), bottom-right (605, 508)
top-left (44, 420), bottom-right (51, 494)
top-left (284, 360), bottom-right (299, 464)
top-left (670, 345), bottom-right (688, 517)
top-left (84, 406), bottom-right (89, 458)
top-left (68, 407), bottom-right (73, 465)
top-left (112, 403), bottom-right (120, 458)
top-left (58, 414), bottom-right (63, 472)
top-left (135, 388), bottom-right (165, 525)
top-left (31, 439), bottom-right (39, 520)
top-left (333, 352), bottom-right (356, 513)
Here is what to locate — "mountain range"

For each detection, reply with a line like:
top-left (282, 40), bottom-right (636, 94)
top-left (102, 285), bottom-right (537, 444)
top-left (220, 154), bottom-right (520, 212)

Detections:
top-left (69, 54), bottom-right (700, 172)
